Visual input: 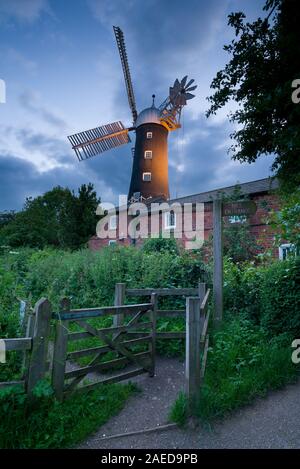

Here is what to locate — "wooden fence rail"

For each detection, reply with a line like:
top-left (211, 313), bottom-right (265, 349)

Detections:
top-left (124, 281), bottom-right (207, 340)
top-left (51, 295), bottom-right (157, 401)
top-left (0, 334), bottom-right (30, 389)
top-left (0, 298), bottom-right (51, 394)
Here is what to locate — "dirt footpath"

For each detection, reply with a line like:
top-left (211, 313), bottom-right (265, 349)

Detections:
top-left (78, 357), bottom-right (300, 449)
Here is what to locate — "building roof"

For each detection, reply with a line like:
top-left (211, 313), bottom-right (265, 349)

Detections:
top-left (111, 177), bottom-right (279, 214)
top-left (167, 177), bottom-right (279, 205)
top-left (135, 106), bottom-right (161, 127)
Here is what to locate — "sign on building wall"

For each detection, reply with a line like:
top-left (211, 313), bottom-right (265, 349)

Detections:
top-left (222, 201), bottom-right (257, 217)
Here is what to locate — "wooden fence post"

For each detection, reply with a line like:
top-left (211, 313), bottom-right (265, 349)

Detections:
top-left (149, 293), bottom-right (157, 377)
top-left (22, 300), bottom-right (35, 375)
top-left (27, 298), bottom-right (52, 395)
top-left (213, 199), bottom-right (223, 323)
top-left (113, 283), bottom-right (126, 330)
top-left (198, 282), bottom-right (206, 305)
top-left (185, 297), bottom-right (201, 414)
top-left (52, 298), bottom-right (70, 401)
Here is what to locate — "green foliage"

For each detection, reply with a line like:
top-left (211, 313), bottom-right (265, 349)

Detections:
top-left (170, 318), bottom-right (299, 423)
top-left (170, 255), bottom-right (300, 425)
top-left (223, 258), bottom-right (263, 322)
top-left (206, 0), bottom-right (300, 191)
top-left (170, 391), bottom-right (188, 426)
top-left (260, 258), bottom-right (300, 336)
top-left (224, 257), bottom-right (300, 336)
top-left (17, 246), bottom-right (207, 309)
top-left (0, 380), bottom-right (135, 449)
top-left (223, 222), bottom-right (259, 263)
top-left (267, 189), bottom-right (300, 250)
top-left (0, 184), bottom-right (100, 250)
top-left (2, 244), bottom-right (299, 439)
top-left (197, 320), bottom-right (298, 421)
top-left (156, 317), bottom-right (186, 357)
top-left (0, 211), bottom-right (16, 228)
top-left (142, 237), bottom-right (179, 254)
top-left (0, 252), bottom-right (28, 381)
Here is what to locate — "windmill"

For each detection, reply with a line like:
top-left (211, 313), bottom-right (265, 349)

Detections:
top-left (68, 26), bottom-right (197, 202)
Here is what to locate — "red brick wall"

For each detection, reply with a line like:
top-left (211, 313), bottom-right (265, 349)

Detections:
top-left (88, 192), bottom-right (282, 258)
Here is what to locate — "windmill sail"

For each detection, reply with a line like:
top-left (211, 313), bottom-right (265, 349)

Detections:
top-left (68, 121), bottom-right (131, 161)
top-left (113, 26), bottom-right (138, 124)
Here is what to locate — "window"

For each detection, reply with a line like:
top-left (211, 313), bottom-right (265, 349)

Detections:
top-left (144, 150), bottom-right (152, 159)
top-left (228, 215), bottom-right (247, 224)
top-left (165, 211), bottom-right (176, 229)
top-left (109, 215), bottom-right (117, 230)
top-left (143, 172), bottom-right (151, 182)
top-left (109, 240), bottom-right (117, 246)
top-left (279, 243), bottom-right (294, 260)
top-left (146, 132), bottom-right (153, 139)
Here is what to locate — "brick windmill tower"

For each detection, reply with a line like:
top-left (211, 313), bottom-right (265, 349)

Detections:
top-left (68, 26), bottom-right (197, 202)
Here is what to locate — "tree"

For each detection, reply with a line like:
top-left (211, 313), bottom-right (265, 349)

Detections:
top-left (206, 0), bottom-right (300, 191)
top-left (267, 189), bottom-right (300, 251)
top-left (0, 184), bottom-right (100, 249)
top-left (0, 211), bottom-right (16, 229)
top-left (75, 183), bottom-right (100, 246)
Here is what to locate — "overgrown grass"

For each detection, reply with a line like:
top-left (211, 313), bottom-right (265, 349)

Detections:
top-left (1, 245), bottom-right (206, 310)
top-left (2, 247), bottom-right (300, 442)
top-left (0, 380), bottom-right (137, 449)
top-left (170, 391), bottom-right (189, 426)
top-left (170, 318), bottom-right (300, 424)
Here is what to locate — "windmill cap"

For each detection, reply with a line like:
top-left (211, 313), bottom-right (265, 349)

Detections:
top-left (135, 106), bottom-right (161, 128)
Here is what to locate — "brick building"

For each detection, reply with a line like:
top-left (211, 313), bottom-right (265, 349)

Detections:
top-left (89, 177), bottom-right (289, 260)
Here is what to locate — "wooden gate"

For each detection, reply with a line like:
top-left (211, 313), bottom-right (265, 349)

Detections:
top-left (51, 294), bottom-right (157, 400)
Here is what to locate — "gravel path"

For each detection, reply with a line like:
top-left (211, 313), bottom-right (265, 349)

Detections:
top-left (78, 357), bottom-right (300, 449)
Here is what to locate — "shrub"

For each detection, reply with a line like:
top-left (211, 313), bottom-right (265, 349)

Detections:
top-left (260, 258), bottom-right (300, 337)
top-left (142, 237), bottom-right (179, 254)
top-left (0, 255), bottom-right (27, 381)
top-left (20, 246), bottom-right (208, 309)
top-left (223, 258), bottom-right (262, 321)
top-left (223, 257), bottom-right (300, 336)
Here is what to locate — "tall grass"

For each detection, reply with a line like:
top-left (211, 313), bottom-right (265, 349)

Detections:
top-left (170, 319), bottom-right (299, 424)
top-left (0, 380), bottom-right (137, 449)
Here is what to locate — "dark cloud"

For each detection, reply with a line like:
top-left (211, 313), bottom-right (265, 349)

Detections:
top-left (0, 0), bottom-right (273, 212)
top-left (14, 127), bottom-right (72, 165)
top-left (0, 154), bottom-right (84, 210)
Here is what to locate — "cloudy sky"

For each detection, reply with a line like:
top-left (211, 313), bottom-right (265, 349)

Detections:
top-left (0, 0), bottom-right (275, 211)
